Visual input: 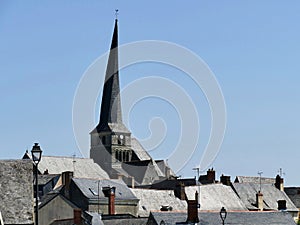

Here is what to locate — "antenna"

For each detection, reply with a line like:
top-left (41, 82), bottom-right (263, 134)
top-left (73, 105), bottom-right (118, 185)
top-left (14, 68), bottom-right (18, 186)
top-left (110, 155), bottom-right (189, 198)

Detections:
top-left (278, 168), bottom-right (285, 177)
top-left (72, 153), bottom-right (76, 176)
top-left (193, 167), bottom-right (200, 208)
top-left (258, 171), bottom-right (263, 192)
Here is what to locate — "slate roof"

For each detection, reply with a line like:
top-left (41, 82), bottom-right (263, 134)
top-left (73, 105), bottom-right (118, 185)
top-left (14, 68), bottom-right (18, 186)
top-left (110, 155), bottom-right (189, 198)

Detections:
top-left (150, 178), bottom-right (197, 190)
top-left (122, 160), bottom-right (165, 185)
top-left (130, 188), bottom-right (187, 217)
top-left (38, 174), bottom-right (60, 185)
top-left (148, 211), bottom-right (297, 225)
top-left (155, 160), bottom-right (175, 177)
top-left (92, 122), bottom-right (130, 134)
top-left (285, 187), bottom-right (300, 208)
top-left (102, 217), bottom-right (147, 225)
top-left (39, 189), bottom-right (78, 210)
top-left (185, 184), bottom-right (248, 211)
top-left (38, 156), bottom-right (109, 179)
top-left (232, 183), bottom-right (298, 212)
top-left (0, 160), bottom-right (33, 224)
top-left (131, 138), bottom-right (151, 161)
top-left (235, 176), bottom-right (275, 184)
top-left (72, 178), bottom-right (138, 201)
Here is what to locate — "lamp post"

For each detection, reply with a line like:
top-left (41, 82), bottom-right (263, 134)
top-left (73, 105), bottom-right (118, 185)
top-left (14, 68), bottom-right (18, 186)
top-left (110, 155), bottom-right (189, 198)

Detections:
top-left (31, 143), bottom-right (42, 225)
top-left (220, 207), bottom-right (227, 225)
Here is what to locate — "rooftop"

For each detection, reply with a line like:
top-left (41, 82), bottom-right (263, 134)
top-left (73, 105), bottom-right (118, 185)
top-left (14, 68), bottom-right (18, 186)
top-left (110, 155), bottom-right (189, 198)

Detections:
top-left (185, 184), bottom-right (248, 211)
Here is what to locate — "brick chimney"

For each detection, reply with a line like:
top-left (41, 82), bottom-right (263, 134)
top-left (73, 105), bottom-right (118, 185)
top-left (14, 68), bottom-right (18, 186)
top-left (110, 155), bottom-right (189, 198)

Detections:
top-left (256, 191), bottom-right (263, 211)
top-left (62, 171), bottom-right (74, 199)
top-left (186, 191), bottom-right (199, 223)
top-left (103, 186), bottom-right (116, 215)
top-left (73, 208), bottom-right (82, 225)
top-left (207, 168), bottom-right (215, 183)
top-left (109, 187), bottom-right (116, 215)
top-left (278, 200), bottom-right (287, 211)
top-left (275, 175), bottom-right (284, 191)
top-left (220, 174), bottom-right (231, 186)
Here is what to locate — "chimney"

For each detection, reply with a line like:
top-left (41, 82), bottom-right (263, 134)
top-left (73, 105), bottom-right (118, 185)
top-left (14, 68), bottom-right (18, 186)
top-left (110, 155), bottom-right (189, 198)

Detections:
top-left (108, 187), bottom-right (116, 215)
top-left (62, 171), bottom-right (74, 199)
top-left (207, 168), bottom-right (215, 183)
top-left (166, 166), bottom-right (171, 179)
top-left (103, 186), bottom-right (116, 215)
top-left (275, 175), bottom-right (284, 191)
top-left (256, 191), bottom-right (264, 211)
top-left (186, 191), bottom-right (199, 223)
top-left (278, 200), bottom-right (287, 211)
top-left (175, 182), bottom-right (186, 200)
top-left (73, 208), bottom-right (82, 225)
top-left (117, 173), bottom-right (123, 180)
top-left (131, 176), bottom-right (135, 189)
top-left (220, 174), bottom-right (231, 186)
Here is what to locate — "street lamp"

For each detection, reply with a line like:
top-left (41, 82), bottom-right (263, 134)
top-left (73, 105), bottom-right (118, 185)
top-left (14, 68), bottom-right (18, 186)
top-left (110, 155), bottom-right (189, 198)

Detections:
top-left (220, 207), bottom-right (227, 225)
top-left (31, 143), bottom-right (42, 225)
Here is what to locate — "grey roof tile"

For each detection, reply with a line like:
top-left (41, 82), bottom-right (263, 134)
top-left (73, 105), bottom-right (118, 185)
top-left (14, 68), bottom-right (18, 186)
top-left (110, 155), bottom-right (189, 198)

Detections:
top-left (131, 138), bottom-right (151, 161)
top-left (232, 183), bottom-right (298, 212)
top-left (235, 176), bottom-right (275, 184)
top-left (285, 187), bottom-right (300, 208)
top-left (185, 184), bottom-right (248, 211)
top-left (130, 188), bottom-right (187, 217)
top-left (38, 156), bottom-right (109, 179)
top-left (72, 178), bottom-right (138, 201)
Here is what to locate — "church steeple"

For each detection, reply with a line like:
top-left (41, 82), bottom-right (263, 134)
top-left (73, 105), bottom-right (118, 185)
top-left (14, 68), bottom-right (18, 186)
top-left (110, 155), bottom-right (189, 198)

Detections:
top-left (91, 17), bottom-right (133, 175)
top-left (98, 19), bottom-right (122, 128)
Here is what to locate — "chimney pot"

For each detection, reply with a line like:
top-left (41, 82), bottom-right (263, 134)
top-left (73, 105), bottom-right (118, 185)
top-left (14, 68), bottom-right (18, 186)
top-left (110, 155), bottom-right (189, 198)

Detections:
top-left (62, 171), bottom-right (73, 199)
top-left (186, 191), bottom-right (199, 223)
top-left (207, 168), bottom-right (215, 183)
top-left (275, 175), bottom-right (284, 191)
top-left (108, 187), bottom-right (116, 215)
top-left (256, 191), bottom-right (264, 211)
top-left (220, 175), bottom-right (231, 186)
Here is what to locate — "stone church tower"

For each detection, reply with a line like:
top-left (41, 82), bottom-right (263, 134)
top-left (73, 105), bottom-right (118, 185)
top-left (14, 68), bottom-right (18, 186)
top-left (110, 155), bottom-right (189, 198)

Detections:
top-left (90, 18), bottom-right (174, 184)
top-left (90, 19), bottom-right (133, 175)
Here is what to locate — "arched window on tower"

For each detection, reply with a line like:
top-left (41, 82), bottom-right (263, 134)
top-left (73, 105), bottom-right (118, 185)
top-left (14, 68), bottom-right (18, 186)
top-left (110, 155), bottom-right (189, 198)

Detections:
top-left (116, 151), bottom-right (120, 161)
top-left (123, 151), bottom-right (126, 162)
top-left (102, 136), bottom-right (106, 145)
top-left (126, 152), bottom-right (129, 162)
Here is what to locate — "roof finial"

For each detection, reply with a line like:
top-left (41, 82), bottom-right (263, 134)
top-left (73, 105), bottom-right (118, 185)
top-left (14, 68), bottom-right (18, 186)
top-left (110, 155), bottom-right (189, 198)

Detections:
top-left (115, 9), bottom-right (119, 20)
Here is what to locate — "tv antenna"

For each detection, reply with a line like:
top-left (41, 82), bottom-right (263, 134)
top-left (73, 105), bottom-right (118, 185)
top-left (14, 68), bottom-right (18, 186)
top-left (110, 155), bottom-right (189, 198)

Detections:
top-left (258, 171), bottom-right (263, 192)
top-left (72, 153), bottom-right (76, 176)
top-left (278, 168), bottom-right (285, 177)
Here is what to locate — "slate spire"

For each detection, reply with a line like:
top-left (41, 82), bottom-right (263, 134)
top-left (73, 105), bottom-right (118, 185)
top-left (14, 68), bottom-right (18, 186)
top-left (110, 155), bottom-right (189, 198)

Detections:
top-left (98, 19), bottom-right (122, 127)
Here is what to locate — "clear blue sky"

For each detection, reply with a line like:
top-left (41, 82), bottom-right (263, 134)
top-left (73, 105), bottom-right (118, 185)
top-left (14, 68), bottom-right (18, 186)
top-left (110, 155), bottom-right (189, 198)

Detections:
top-left (1, 1), bottom-right (300, 185)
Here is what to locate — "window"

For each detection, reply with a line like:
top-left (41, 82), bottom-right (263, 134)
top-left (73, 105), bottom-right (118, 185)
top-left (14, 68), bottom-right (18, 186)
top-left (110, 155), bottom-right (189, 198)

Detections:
top-left (89, 188), bottom-right (98, 196)
top-left (102, 136), bottom-right (106, 145)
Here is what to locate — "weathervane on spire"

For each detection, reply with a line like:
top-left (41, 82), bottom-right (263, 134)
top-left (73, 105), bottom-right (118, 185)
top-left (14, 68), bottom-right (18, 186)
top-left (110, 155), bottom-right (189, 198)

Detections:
top-left (115, 9), bottom-right (119, 20)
